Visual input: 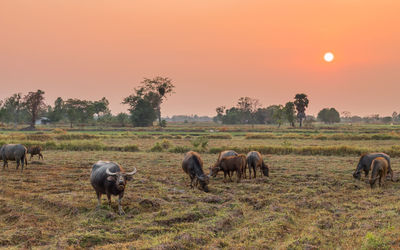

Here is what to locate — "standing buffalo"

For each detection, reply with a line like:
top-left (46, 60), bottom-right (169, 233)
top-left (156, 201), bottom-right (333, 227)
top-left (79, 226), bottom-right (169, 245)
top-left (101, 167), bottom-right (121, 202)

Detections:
top-left (27, 146), bottom-right (44, 160)
top-left (353, 153), bottom-right (393, 181)
top-left (90, 161), bottom-right (137, 215)
top-left (369, 157), bottom-right (389, 188)
top-left (0, 144), bottom-right (28, 171)
top-left (246, 151), bottom-right (269, 179)
top-left (182, 151), bottom-right (209, 192)
top-left (210, 154), bottom-right (246, 183)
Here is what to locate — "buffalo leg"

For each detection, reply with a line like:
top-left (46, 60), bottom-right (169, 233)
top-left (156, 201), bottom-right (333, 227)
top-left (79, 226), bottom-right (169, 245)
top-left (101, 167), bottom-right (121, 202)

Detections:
top-left (190, 176), bottom-right (195, 189)
top-left (96, 192), bottom-right (102, 208)
top-left (40, 153), bottom-right (44, 160)
top-left (228, 171), bottom-right (233, 182)
top-left (21, 157), bottom-right (24, 171)
top-left (30, 154), bottom-right (33, 160)
top-left (237, 170), bottom-right (241, 183)
top-left (16, 159), bottom-right (20, 170)
top-left (223, 172), bottom-right (227, 182)
top-left (118, 193), bottom-right (125, 215)
top-left (248, 167), bottom-right (252, 179)
top-left (253, 167), bottom-right (256, 179)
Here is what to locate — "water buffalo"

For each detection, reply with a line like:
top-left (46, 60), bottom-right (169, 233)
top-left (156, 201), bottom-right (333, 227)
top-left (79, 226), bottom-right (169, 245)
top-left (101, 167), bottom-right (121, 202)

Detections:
top-left (209, 150), bottom-right (238, 178)
top-left (90, 161), bottom-right (137, 215)
top-left (182, 151), bottom-right (209, 192)
top-left (27, 146), bottom-right (43, 160)
top-left (369, 157), bottom-right (389, 188)
top-left (210, 154), bottom-right (246, 183)
top-left (246, 151), bottom-right (269, 179)
top-left (0, 144), bottom-right (28, 171)
top-left (353, 153), bottom-right (393, 181)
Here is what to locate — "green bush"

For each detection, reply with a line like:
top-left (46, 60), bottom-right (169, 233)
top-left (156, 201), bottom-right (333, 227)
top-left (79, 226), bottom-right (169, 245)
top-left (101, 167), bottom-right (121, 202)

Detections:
top-left (150, 142), bottom-right (164, 152)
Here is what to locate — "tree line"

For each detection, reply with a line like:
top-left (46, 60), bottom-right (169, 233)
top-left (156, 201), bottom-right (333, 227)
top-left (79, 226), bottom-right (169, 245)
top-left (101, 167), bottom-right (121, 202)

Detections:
top-left (0, 77), bottom-right (175, 129)
top-left (0, 77), bottom-right (398, 129)
top-left (214, 94), bottom-right (311, 127)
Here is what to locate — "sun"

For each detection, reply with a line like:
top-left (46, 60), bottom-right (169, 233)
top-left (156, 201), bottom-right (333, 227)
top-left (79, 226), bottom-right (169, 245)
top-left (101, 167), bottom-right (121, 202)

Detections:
top-left (324, 52), bottom-right (334, 62)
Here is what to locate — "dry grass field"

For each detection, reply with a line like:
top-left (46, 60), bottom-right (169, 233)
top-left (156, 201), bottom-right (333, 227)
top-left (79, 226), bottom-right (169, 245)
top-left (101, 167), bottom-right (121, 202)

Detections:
top-left (1, 126), bottom-right (400, 249)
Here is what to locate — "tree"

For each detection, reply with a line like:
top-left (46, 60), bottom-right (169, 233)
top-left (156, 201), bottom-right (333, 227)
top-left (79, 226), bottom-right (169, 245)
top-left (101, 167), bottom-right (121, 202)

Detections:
top-left (124, 77), bottom-right (175, 127)
top-left (23, 89), bottom-right (46, 129)
top-left (2, 93), bottom-right (24, 127)
top-left (236, 97), bottom-right (260, 125)
top-left (116, 113), bottom-right (129, 127)
top-left (48, 97), bottom-right (65, 122)
top-left (64, 99), bottom-right (95, 128)
top-left (392, 112), bottom-right (399, 122)
top-left (294, 93), bottom-right (309, 127)
top-left (272, 105), bottom-right (285, 127)
top-left (142, 77), bottom-right (175, 126)
top-left (93, 97), bottom-right (110, 118)
top-left (129, 98), bottom-right (157, 127)
top-left (317, 108), bottom-right (340, 124)
top-left (214, 106), bottom-right (226, 123)
top-left (284, 102), bottom-right (296, 127)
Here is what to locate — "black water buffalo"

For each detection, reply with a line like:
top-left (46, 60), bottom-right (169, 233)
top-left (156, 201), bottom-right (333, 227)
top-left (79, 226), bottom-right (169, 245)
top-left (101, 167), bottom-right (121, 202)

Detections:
top-left (369, 157), bottom-right (389, 188)
top-left (90, 161), bottom-right (137, 215)
top-left (27, 146), bottom-right (44, 160)
top-left (182, 151), bottom-right (209, 192)
top-left (0, 144), bottom-right (28, 171)
top-left (353, 153), bottom-right (393, 181)
top-left (246, 151), bottom-right (269, 179)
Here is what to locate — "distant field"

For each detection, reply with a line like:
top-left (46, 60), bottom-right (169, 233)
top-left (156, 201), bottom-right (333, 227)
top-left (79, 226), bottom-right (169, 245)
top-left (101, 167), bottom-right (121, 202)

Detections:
top-left (1, 124), bottom-right (400, 248)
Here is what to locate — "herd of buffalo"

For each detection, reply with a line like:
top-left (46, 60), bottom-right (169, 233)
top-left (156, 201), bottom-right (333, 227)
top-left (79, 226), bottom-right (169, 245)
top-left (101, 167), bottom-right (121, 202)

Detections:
top-left (0, 143), bottom-right (396, 215)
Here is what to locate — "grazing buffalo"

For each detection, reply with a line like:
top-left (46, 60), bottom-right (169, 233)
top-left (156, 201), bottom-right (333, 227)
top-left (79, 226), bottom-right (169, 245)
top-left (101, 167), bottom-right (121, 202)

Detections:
top-left (182, 151), bottom-right (209, 192)
top-left (353, 153), bottom-right (393, 181)
top-left (246, 151), bottom-right (269, 179)
top-left (210, 154), bottom-right (246, 183)
top-left (0, 144), bottom-right (28, 171)
top-left (209, 150), bottom-right (238, 178)
top-left (369, 157), bottom-right (389, 188)
top-left (27, 146), bottom-right (43, 160)
top-left (90, 161), bottom-right (137, 215)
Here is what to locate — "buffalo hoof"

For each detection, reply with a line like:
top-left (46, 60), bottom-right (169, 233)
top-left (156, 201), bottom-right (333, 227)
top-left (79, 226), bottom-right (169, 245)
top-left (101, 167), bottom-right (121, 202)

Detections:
top-left (119, 209), bottom-right (125, 216)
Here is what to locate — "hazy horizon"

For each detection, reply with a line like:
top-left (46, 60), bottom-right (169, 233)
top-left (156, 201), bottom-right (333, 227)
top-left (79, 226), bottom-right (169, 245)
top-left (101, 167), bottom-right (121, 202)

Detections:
top-left (1, 0), bottom-right (400, 117)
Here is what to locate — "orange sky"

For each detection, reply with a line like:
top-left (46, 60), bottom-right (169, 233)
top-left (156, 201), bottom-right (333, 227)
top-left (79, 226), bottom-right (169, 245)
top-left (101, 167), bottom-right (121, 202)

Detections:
top-left (1, 0), bottom-right (400, 117)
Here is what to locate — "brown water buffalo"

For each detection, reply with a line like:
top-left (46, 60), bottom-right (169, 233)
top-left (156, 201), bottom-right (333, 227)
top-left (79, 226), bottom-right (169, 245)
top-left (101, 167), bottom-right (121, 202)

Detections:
top-left (210, 154), bottom-right (246, 183)
top-left (27, 146), bottom-right (43, 160)
top-left (353, 153), bottom-right (393, 181)
top-left (209, 150), bottom-right (238, 179)
top-left (90, 161), bottom-right (137, 215)
top-left (369, 157), bottom-right (389, 188)
top-left (182, 151), bottom-right (209, 192)
top-left (246, 151), bottom-right (269, 179)
top-left (0, 144), bottom-right (28, 171)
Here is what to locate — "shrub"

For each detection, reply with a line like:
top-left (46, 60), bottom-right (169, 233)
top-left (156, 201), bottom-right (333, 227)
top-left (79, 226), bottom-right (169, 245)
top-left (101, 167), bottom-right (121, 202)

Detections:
top-left (52, 128), bottom-right (67, 134)
top-left (169, 146), bottom-right (191, 153)
top-left (161, 139), bottom-right (173, 150)
top-left (362, 232), bottom-right (389, 250)
top-left (206, 134), bottom-right (232, 139)
top-left (150, 142), bottom-right (164, 152)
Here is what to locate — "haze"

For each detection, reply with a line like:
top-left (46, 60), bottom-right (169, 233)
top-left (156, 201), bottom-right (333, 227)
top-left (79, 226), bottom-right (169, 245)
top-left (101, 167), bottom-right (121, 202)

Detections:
top-left (1, 0), bottom-right (400, 117)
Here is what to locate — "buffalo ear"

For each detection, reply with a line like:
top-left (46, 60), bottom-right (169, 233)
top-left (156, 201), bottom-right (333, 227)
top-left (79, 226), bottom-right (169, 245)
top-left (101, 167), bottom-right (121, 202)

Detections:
top-left (107, 176), bottom-right (116, 182)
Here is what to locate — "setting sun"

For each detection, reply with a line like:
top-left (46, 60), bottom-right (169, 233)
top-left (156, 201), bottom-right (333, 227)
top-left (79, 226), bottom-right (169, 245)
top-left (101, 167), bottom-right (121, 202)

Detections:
top-left (324, 52), bottom-right (334, 62)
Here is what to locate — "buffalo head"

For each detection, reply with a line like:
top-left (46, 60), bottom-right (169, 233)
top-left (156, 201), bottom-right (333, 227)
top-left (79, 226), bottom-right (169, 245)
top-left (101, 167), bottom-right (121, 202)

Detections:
top-left (106, 167), bottom-right (137, 191)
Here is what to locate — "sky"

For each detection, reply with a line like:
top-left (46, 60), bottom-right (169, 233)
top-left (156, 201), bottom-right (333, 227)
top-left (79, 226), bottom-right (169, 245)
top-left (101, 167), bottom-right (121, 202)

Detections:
top-left (1, 0), bottom-right (400, 117)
